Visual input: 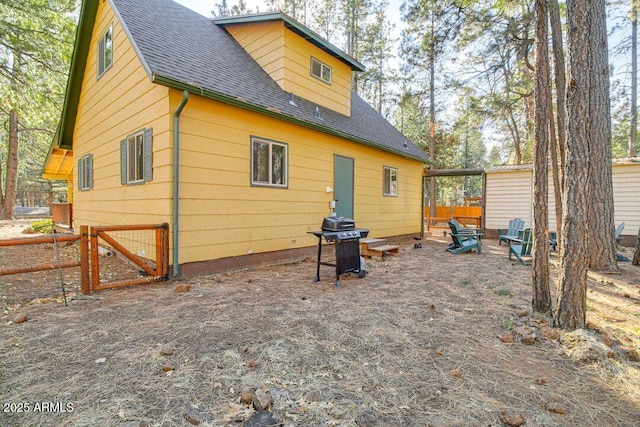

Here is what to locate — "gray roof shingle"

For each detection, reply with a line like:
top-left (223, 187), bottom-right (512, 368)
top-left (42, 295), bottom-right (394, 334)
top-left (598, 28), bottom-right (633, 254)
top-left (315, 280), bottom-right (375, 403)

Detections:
top-left (112, 0), bottom-right (429, 162)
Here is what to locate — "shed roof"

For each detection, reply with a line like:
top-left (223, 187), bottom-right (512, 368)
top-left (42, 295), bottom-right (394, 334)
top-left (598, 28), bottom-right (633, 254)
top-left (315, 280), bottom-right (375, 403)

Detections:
top-left (486, 157), bottom-right (640, 174)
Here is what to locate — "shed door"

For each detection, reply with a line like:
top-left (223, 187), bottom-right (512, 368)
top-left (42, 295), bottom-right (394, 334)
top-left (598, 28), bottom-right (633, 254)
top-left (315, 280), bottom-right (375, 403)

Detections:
top-left (334, 155), bottom-right (354, 219)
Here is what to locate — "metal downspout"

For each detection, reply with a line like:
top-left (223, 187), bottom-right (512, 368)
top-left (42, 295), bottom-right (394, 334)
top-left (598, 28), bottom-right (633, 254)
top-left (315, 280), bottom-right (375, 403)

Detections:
top-left (173, 90), bottom-right (189, 276)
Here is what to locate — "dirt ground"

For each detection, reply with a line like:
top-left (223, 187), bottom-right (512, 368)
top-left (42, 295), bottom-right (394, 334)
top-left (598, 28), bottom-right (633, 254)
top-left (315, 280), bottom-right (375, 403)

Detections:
top-left (1, 219), bottom-right (639, 427)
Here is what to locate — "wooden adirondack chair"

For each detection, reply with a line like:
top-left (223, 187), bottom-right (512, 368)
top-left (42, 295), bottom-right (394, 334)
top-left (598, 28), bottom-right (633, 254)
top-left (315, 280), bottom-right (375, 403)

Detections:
top-left (508, 228), bottom-right (532, 265)
top-left (446, 220), bottom-right (482, 254)
top-left (499, 218), bottom-right (525, 246)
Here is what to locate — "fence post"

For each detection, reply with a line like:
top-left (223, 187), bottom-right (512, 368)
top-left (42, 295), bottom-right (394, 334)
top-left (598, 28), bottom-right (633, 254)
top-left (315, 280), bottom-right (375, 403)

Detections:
top-left (155, 226), bottom-right (163, 279)
top-left (163, 223), bottom-right (170, 277)
top-left (80, 226), bottom-right (90, 295)
top-left (90, 228), bottom-right (100, 292)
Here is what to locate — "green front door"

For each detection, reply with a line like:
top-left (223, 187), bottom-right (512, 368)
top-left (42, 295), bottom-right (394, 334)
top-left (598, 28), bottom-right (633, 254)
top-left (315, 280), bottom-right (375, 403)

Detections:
top-left (334, 155), bottom-right (354, 219)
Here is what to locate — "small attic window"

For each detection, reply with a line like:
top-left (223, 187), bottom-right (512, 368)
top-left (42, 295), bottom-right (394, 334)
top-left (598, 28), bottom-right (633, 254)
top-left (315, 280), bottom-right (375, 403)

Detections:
top-left (97, 24), bottom-right (113, 78)
top-left (311, 57), bottom-right (332, 85)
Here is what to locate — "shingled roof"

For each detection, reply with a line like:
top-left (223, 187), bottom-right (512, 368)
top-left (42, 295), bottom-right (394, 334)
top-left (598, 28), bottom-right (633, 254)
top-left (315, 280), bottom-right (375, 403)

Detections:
top-left (52, 0), bottom-right (429, 163)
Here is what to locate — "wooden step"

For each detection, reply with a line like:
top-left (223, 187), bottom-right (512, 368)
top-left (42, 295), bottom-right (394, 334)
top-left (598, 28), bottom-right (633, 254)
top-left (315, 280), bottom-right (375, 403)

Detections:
top-left (360, 241), bottom-right (400, 260)
top-left (368, 244), bottom-right (399, 254)
top-left (359, 238), bottom-right (387, 248)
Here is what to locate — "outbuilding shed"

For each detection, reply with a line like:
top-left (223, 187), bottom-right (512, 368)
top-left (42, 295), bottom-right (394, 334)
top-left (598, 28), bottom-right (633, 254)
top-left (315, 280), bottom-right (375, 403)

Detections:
top-left (484, 158), bottom-right (640, 243)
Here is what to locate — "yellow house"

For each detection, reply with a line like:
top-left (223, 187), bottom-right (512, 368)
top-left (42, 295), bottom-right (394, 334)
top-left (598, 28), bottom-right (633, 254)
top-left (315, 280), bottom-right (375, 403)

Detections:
top-left (43, 0), bottom-right (429, 276)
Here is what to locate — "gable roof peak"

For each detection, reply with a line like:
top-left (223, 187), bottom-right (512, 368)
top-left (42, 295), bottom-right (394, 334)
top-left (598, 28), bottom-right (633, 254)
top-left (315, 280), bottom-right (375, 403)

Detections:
top-left (212, 10), bottom-right (366, 72)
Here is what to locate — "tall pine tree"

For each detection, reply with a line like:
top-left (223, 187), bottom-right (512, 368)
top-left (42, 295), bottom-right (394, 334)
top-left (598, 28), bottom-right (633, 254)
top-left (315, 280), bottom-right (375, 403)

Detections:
top-left (0, 0), bottom-right (77, 218)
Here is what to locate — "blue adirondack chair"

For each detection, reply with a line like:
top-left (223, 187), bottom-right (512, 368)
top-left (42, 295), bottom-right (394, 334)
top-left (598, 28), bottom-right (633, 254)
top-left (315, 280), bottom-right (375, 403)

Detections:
top-left (615, 223), bottom-right (629, 262)
top-left (615, 223), bottom-right (625, 244)
top-left (499, 218), bottom-right (525, 246)
top-left (446, 220), bottom-right (482, 254)
top-left (444, 219), bottom-right (470, 251)
top-left (508, 228), bottom-right (532, 265)
top-left (547, 224), bottom-right (624, 257)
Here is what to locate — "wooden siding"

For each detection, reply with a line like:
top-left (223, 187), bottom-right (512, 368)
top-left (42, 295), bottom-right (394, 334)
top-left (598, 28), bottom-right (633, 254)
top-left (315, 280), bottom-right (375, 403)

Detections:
top-left (485, 170), bottom-right (532, 230)
top-left (72, 1), bottom-right (172, 229)
top-left (225, 21), bottom-right (352, 116)
top-left (173, 91), bottom-right (423, 265)
top-left (282, 26), bottom-right (352, 116)
top-left (224, 21), bottom-right (285, 86)
top-left (70, 2), bottom-right (423, 268)
top-left (612, 163), bottom-right (640, 235)
top-left (486, 163), bottom-right (640, 236)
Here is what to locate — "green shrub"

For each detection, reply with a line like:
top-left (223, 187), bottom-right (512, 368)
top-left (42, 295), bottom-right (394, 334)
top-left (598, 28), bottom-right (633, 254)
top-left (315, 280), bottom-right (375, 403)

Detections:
top-left (24, 219), bottom-right (54, 234)
top-left (494, 287), bottom-right (513, 297)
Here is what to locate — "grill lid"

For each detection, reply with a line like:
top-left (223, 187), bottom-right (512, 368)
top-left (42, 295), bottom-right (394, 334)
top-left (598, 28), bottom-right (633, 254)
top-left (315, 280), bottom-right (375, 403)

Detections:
top-left (322, 216), bottom-right (355, 231)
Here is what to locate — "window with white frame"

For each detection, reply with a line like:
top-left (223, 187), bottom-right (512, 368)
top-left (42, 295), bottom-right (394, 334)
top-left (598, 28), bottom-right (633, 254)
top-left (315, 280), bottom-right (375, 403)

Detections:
top-left (383, 166), bottom-right (398, 196)
top-left (97, 24), bottom-right (113, 78)
top-left (120, 128), bottom-right (153, 185)
top-left (128, 132), bottom-right (144, 183)
top-left (251, 137), bottom-right (288, 187)
top-left (78, 154), bottom-right (93, 191)
top-left (310, 57), bottom-right (332, 85)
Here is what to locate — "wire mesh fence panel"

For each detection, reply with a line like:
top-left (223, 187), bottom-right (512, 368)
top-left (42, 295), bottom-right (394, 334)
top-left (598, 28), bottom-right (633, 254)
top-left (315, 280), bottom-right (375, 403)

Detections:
top-left (90, 224), bottom-right (169, 292)
top-left (0, 235), bottom-right (82, 307)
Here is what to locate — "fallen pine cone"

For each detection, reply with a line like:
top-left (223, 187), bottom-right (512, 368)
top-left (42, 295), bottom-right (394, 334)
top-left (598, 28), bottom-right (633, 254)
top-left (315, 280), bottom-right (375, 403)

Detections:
top-left (500, 334), bottom-right (514, 343)
top-left (13, 313), bottom-right (28, 324)
top-left (546, 401), bottom-right (566, 414)
top-left (174, 284), bottom-right (191, 293)
top-left (500, 411), bottom-right (524, 427)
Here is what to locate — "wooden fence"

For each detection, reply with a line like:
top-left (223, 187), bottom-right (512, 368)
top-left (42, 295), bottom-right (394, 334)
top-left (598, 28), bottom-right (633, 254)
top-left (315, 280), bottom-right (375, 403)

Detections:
top-left (0, 228), bottom-right (89, 293)
top-left (0, 224), bottom-right (169, 294)
top-left (425, 206), bottom-right (483, 230)
top-left (90, 224), bottom-right (169, 291)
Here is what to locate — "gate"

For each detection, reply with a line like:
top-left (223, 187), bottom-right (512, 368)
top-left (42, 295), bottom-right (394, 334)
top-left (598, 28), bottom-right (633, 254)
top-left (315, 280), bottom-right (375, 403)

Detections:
top-left (90, 224), bottom-right (169, 292)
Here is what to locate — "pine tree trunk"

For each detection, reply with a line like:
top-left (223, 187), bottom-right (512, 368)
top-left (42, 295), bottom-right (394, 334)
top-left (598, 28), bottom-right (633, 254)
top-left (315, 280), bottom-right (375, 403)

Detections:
top-left (46, 181), bottom-right (53, 211)
top-left (502, 61), bottom-right (523, 165)
top-left (549, 0), bottom-right (566, 249)
top-left (428, 22), bottom-right (437, 219)
top-left (1, 49), bottom-right (21, 220)
top-left (631, 0), bottom-right (638, 157)
top-left (587, 0), bottom-right (617, 272)
top-left (0, 110), bottom-right (19, 219)
top-left (554, 0), bottom-right (590, 330)
top-left (532, 0), bottom-right (551, 315)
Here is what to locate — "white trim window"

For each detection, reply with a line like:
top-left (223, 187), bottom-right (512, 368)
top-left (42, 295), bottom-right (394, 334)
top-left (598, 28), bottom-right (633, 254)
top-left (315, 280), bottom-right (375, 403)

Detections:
top-left (127, 132), bottom-right (144, 184)
top-left (120, 128), bottom-right (153, 185)
top-left (311, 57), bottom-right (332, 85)
top-left (251, 137), bottom-right (288, 188)
top-left (383, 166), bottom-right (398, 196)
top-left (78, 154), bottom-right (94, 191)
top-left (97, 24), bottom-right (113, 78)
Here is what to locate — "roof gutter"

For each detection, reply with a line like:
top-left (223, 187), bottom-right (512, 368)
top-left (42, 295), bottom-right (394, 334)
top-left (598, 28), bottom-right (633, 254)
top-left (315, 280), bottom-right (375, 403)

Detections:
top-left (152, 74), bottom-right (432, 164)
top-left (172, 90), bottom-right (189, 277)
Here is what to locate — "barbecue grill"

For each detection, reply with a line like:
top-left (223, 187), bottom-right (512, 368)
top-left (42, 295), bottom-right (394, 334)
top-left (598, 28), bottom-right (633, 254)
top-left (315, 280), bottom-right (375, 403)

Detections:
top-left (309, 216), bottom-right (369, 286)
